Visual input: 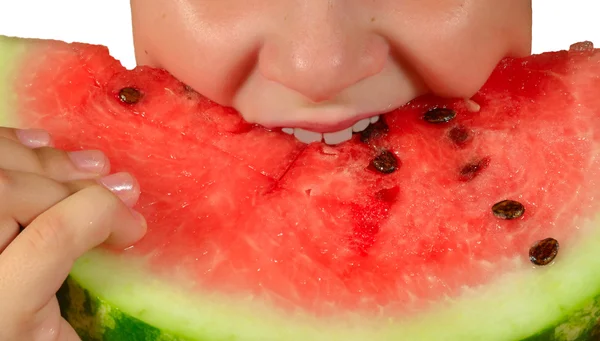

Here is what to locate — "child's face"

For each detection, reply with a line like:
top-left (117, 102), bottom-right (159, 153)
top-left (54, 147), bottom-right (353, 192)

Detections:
top-left (131, 0), bottom-right (531, 138)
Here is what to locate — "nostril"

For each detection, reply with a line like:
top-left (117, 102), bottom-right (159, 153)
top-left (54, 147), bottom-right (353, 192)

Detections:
top-left (258, 35), bottom-right (389, 102)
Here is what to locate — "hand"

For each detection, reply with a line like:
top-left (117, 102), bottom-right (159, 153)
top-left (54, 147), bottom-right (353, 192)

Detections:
top-left (0, 128), bottom-right (147, 341)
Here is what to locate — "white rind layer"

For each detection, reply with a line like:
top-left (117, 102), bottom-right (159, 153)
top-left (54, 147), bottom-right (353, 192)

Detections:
top-left (68, 215), bottom-right (600, 341)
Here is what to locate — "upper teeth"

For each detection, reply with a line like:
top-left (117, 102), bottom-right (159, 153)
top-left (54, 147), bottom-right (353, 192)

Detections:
top-left (282, 115), bottom-right (380, 145)
top-left (352, 118), bottom-right (371, 132)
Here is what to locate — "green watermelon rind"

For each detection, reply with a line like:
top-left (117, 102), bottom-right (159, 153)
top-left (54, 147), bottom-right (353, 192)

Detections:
top-left (57, 277), bottom-right (193, 341)
top-left (63, 227), bottom-right (600, 341)
top-left (3, 35), bottom-right (600, 340)
top-left (57, 267), bottom-right (600, 341)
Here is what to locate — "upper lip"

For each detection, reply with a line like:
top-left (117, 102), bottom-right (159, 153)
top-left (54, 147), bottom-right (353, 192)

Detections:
top-left (264, 111), bottom-right (384, 133)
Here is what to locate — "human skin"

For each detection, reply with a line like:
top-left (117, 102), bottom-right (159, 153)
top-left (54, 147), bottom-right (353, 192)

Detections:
top-left (0, 128), bottom-right (146, 341)
top-left (130, 0), bottom-right (532, 143)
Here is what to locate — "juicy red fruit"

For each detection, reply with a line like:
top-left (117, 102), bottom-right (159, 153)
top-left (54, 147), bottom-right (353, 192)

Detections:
top-left (13, 41), bottom-right (600, 317)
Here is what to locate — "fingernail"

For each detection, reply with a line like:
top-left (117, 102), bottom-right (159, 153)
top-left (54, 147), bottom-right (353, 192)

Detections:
top-left (15, 129), bottom-right (52, 148)
top-left (98, 172), bottom-right (140, 207)
top-left (68, 150), bottom-right (109, 173)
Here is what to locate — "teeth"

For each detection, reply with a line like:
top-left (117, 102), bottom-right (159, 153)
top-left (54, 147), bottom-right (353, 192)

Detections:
top-left (324, 127), bottom-right (352, 145)
top-left (294, 128), bottom-right (323, 144)
top-left (282, 115), bottom-right (381, 145)
top-left (352, 118), bottom-right (371, 132)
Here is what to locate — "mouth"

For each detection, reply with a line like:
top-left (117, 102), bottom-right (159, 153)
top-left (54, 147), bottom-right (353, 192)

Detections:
top-left (280, 115), bottom-right (381, 145)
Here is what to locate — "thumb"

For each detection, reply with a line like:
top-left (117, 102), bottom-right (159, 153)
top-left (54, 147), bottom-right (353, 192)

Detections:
top-left (0, 183), bottom-right (146, 316)
top-left (32, 297), bottom-right (82, 341)
top-left (57, 318), bottom-right (83, 341)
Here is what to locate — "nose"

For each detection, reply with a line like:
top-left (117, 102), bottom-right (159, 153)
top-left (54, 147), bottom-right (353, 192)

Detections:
top-left (258, 21), bottom-right (388, 103)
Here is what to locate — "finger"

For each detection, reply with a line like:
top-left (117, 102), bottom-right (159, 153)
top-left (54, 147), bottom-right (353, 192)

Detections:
top-left (0, 220), bottom-right (18, 252)
top-left (58, 318), bottom-right (83, 341)
top-left (0, 136), bottom-right (110, 181)
top-left (12, 128), bottom-right (53, 148)
top-left (0, 219), bottom-right (18, 253)
top-left (12, 296), bottom-right (83, 341)
top-left (0, 170), bottom-right (72, 227)
top-left (0, 170), bottom-right (140, 227)
top-left (0, 184), bottom-right (147, 314)
top-left (32, 297), bottom-right (82, 341)
top-left (0, 126), bottom-right (111, 181)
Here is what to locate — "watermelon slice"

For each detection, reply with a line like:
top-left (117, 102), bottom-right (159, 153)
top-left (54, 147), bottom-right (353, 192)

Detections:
top-left (1, 35), bottom-right (600, 341)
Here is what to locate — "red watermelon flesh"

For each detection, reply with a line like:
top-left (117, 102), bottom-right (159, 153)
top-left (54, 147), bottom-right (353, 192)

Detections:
top-left (12, 38), bottom-right (600, 313)
top-left (3, 37), bottom-right (600, 340)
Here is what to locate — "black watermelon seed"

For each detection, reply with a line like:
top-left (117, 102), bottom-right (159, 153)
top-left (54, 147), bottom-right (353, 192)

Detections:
top-left (423, 108), bottom-right (456, 124)
top-left (371, 150), bottom-right (399, 174)
top-left (529, 238), bottom-right (559, 266)
top-left (448, 126), bottom-right (470, 146)
top-left (360, 119), bottom-right (389, 143)
top-left (118, 87), bottom-right (142, 104)
top-left (492, 200), bottom-right (525, 220)
top-left (459, 157), bottom-right (490, 182)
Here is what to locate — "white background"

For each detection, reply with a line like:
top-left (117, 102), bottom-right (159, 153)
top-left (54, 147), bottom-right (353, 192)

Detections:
top-left (0, 1), bottom-right (598, 70)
